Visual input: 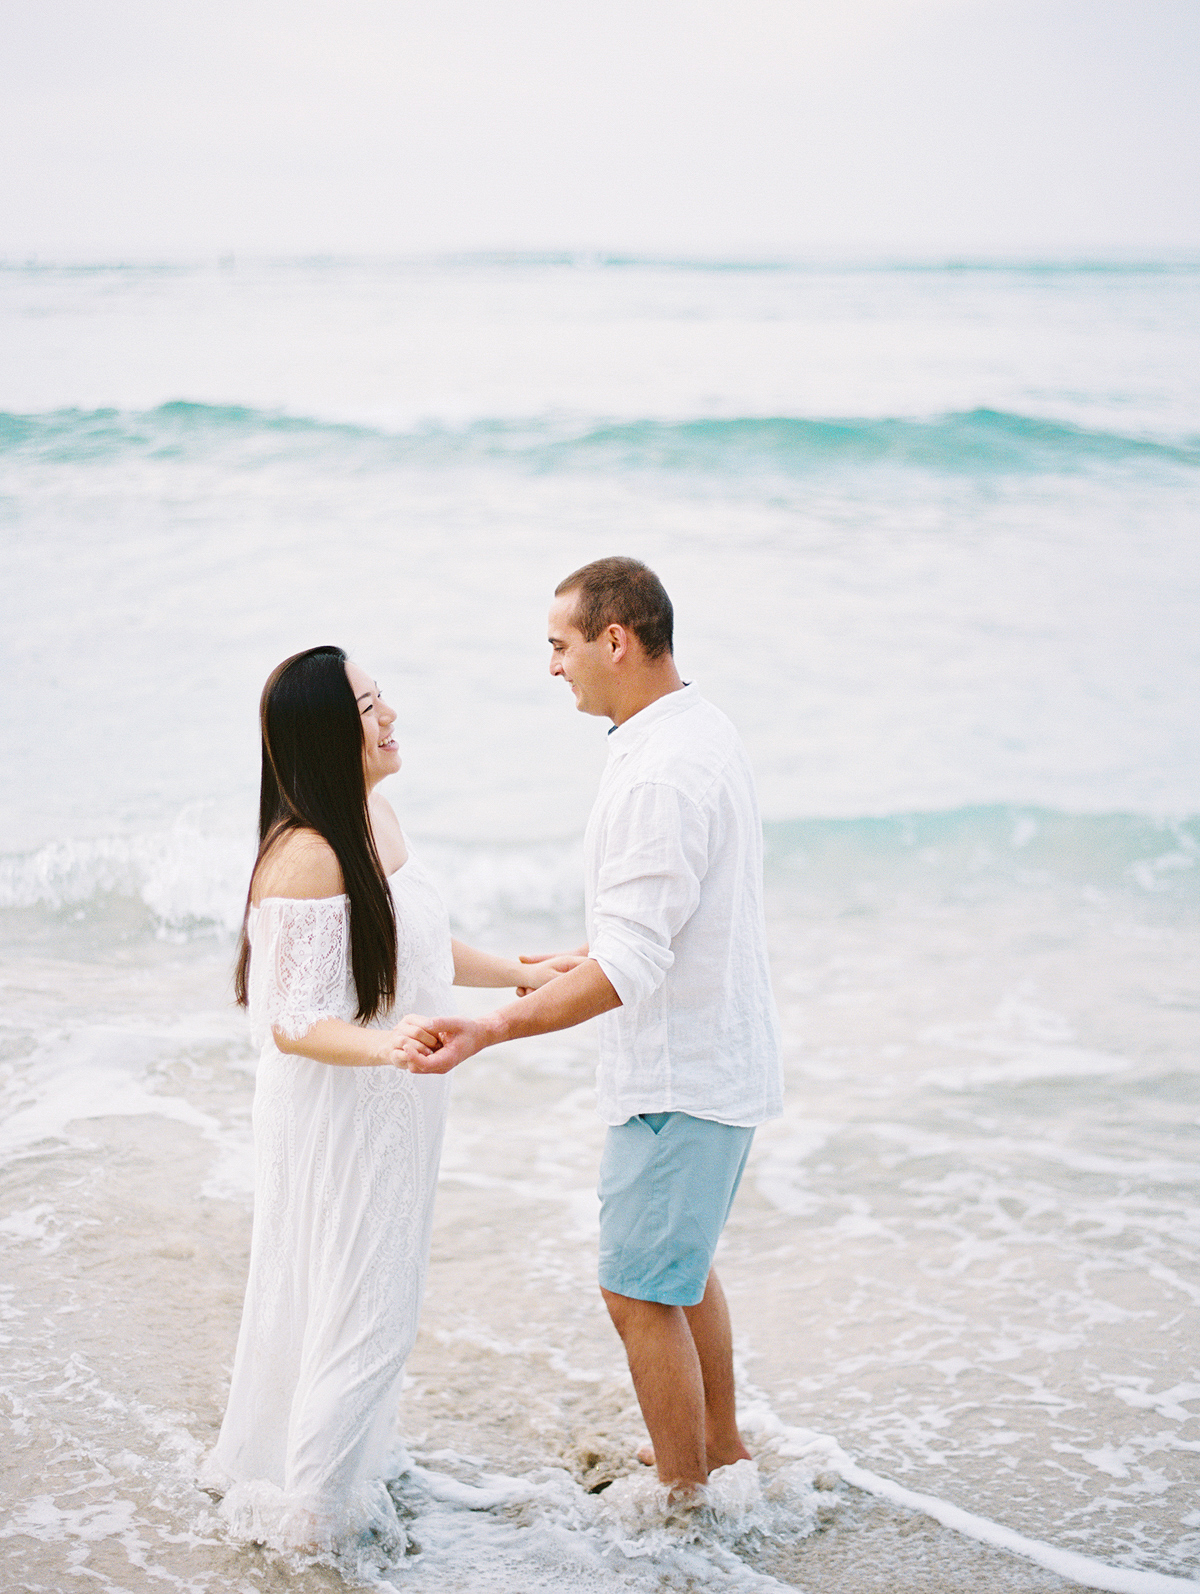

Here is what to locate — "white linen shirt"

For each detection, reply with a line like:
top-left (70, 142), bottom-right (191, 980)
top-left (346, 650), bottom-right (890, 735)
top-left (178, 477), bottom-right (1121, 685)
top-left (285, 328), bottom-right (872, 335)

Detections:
top-left (585, 683), bottom-right (783, 1128)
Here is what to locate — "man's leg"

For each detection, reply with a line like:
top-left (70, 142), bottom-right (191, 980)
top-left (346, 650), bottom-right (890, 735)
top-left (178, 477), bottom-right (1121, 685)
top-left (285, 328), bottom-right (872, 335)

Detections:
top-left (600, 1286), bottom-right (708, 1490)
top-left (618, 1268), bottom-right (752, 1478)
top-left (597, 1114), bottom-right (755, 1489)
top-left (682, 1270), bottom-right (751, 1469)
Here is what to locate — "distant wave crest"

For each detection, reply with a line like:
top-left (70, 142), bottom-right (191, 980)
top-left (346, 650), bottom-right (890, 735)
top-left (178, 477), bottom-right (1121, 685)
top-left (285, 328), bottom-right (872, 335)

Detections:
top-left (1, 808), bottom-right (1194, 943)
top-left (0, 825), bottom-right (253, 934)
top-left (765, 806), bottom-right (1199, 897)
top-left (0, 826), bottom-right (584, 940)
top-left (2, 402), bottom-right (1196, 476)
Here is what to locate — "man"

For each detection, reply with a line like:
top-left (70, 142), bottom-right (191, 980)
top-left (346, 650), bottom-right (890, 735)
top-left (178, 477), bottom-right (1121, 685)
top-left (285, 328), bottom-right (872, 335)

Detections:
top-left (406, 556), bottom-right (783, 1497)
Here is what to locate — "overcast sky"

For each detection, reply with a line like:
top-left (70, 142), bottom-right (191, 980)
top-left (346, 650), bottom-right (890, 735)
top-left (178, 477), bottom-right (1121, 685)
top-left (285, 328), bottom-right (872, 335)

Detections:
top-left (2, 0), bottom-right (1198, 259)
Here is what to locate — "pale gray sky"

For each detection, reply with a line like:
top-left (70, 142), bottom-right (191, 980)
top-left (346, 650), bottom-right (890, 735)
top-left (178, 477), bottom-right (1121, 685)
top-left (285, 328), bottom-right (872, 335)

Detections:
top-left (2, 0), bottom-right (1197, 258)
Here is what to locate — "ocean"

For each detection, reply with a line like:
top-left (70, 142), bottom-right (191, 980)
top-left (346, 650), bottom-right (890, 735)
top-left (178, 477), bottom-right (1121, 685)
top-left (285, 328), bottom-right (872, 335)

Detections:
top-left (1, 255), bottom-right (1198, 1593)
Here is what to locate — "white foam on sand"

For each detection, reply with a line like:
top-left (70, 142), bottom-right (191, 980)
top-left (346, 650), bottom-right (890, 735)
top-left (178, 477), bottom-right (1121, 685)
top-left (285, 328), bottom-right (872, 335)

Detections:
top-left (196, 1433), bottom-right (820, 1593)
top-left (0, 1015), bottom-right (256, 1201)
top-left (0, 1024), bottom-right (220, 1156)
top-left (836, 1459), bottom-right (1200, 1594)
top-left (202, 1405), bottom-right (1200, 1594)
top-left (741, 1406), bottom-right (1200, 1594)
top-left (375, 1450), bottom-right (809, 1594)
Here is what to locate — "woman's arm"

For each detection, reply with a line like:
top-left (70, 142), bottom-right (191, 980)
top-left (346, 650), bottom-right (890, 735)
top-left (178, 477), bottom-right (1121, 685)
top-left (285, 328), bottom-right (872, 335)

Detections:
top-left (272, 1014), bottom-right (437, 1067)
top-left (451, 938), bottom-right (583, 990)
top-left (404, 959), bottom-right (621, 1075)
top-left (256, 834), bottom-right (442, 1065)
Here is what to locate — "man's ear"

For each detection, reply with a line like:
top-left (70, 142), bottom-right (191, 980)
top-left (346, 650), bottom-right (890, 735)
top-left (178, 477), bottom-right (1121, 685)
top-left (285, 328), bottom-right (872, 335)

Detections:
top-left (606, 623), bottom-right (630, 663)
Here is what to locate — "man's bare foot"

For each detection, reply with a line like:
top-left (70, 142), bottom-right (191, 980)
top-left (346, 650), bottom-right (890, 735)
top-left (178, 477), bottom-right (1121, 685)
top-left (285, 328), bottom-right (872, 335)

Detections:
top-left (664, 1481), bottom-right (706, 1513)
top-left (637, 1439), bottom-right (752, 1473)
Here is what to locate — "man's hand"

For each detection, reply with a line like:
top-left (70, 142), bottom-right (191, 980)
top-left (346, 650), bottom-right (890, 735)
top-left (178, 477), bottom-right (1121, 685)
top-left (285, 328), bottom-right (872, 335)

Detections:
top-left (401, 1015), bottom-right (488, 1074)
top-left (402, 961), bottom-right (620, 1076)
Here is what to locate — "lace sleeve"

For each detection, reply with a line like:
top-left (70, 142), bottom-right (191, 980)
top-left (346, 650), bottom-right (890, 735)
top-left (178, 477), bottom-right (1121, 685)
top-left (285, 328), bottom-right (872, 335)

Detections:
top-left (247, 897), bottom-right (357, 1048)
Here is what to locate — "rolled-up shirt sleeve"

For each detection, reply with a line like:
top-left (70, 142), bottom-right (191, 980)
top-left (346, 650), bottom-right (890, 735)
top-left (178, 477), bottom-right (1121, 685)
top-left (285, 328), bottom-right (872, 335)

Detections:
top-left (588, 780), bottom-right (710, 1010)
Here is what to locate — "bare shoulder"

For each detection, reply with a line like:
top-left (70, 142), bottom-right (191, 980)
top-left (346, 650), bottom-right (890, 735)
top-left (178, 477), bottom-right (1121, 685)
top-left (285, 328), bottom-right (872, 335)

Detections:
top-left (252, 829), bottom-right (344, 904)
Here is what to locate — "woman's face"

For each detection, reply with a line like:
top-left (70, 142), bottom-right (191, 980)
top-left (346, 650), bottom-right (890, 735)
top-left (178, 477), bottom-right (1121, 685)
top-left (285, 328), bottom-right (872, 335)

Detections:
top-left (345, 661), bottom-right (400, 789)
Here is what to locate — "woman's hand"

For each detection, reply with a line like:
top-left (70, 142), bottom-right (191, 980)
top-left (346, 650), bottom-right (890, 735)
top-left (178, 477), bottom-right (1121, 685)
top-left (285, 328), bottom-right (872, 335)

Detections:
top-left (516, 949), bottom-right (588, 997)
top-left (401, 1015), bottom-right (483, 1074)
top-left (386, 1015), bottom-right (441, 1069)
top-left (516, 943), bottom-right (586, 994)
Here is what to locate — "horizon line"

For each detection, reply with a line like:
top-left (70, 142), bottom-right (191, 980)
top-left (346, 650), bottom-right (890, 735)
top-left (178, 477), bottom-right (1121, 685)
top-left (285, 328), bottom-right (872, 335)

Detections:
top-left (2, 248), bottom-right (1200, 275)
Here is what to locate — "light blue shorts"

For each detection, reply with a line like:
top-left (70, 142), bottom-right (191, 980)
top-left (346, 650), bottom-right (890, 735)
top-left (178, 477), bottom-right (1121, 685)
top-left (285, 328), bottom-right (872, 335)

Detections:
top-left (597, 1112), bottom-right (755, 1307)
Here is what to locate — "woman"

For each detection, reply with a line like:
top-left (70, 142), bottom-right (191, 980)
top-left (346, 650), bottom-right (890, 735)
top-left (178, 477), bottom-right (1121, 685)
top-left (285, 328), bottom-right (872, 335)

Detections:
top-left (202, 645), bottom-right (563, 1554)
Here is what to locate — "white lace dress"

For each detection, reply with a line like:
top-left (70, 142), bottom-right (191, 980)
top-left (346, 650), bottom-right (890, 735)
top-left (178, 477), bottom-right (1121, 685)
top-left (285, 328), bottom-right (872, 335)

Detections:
top-left (203, 853), bottom-right (452, 1552)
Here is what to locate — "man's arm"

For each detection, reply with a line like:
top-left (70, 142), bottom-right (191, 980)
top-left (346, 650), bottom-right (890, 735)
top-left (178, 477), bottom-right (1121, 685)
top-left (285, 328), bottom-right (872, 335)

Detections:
top-left (404, 958), bottom-right (620, 1074)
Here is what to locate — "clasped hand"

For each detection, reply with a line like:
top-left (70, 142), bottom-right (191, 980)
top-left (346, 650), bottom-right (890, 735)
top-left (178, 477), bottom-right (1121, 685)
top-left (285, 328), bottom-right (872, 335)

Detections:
top-left (393, 947), bottom-right (586, 1073)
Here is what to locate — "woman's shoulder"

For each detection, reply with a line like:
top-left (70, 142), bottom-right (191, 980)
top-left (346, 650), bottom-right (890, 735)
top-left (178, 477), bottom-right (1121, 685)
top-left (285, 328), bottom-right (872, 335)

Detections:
top-left (252, 829), bottom-right (345, 905)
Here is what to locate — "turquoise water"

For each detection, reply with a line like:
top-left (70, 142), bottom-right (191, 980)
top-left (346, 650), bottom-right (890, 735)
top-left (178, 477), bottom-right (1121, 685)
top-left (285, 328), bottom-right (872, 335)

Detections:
top-left (4, 400), bottom-right (1199, 471)
top-left (1, 257), bottom-right (1198, 1593)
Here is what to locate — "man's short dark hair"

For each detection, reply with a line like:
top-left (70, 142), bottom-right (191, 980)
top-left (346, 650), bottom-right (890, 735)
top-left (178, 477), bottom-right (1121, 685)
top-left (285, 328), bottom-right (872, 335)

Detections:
top-left (555, 557), bottom-right (674, 659)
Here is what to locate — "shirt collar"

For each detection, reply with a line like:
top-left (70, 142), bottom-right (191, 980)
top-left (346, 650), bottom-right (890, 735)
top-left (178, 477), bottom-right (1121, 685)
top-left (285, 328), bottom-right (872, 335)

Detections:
top-left (606, 681), bottom-right (698, 754)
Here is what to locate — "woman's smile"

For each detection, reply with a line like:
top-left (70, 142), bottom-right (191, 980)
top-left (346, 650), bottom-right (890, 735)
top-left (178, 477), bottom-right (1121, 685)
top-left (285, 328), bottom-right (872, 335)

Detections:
top-left (346, 660), bottom-right (402, 786)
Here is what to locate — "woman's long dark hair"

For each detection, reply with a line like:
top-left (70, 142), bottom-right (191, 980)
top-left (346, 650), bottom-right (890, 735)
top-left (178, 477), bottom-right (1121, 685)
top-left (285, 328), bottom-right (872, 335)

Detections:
top-left (234, 645), bottom-right (397, 1023)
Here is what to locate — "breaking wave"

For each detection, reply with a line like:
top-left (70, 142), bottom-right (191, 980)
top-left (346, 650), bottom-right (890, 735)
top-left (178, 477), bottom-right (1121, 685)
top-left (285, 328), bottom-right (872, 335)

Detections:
top-left (2, 807), bottom-right (1194, 943)
top-left (2, 402), bottom-right (1197, 477)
